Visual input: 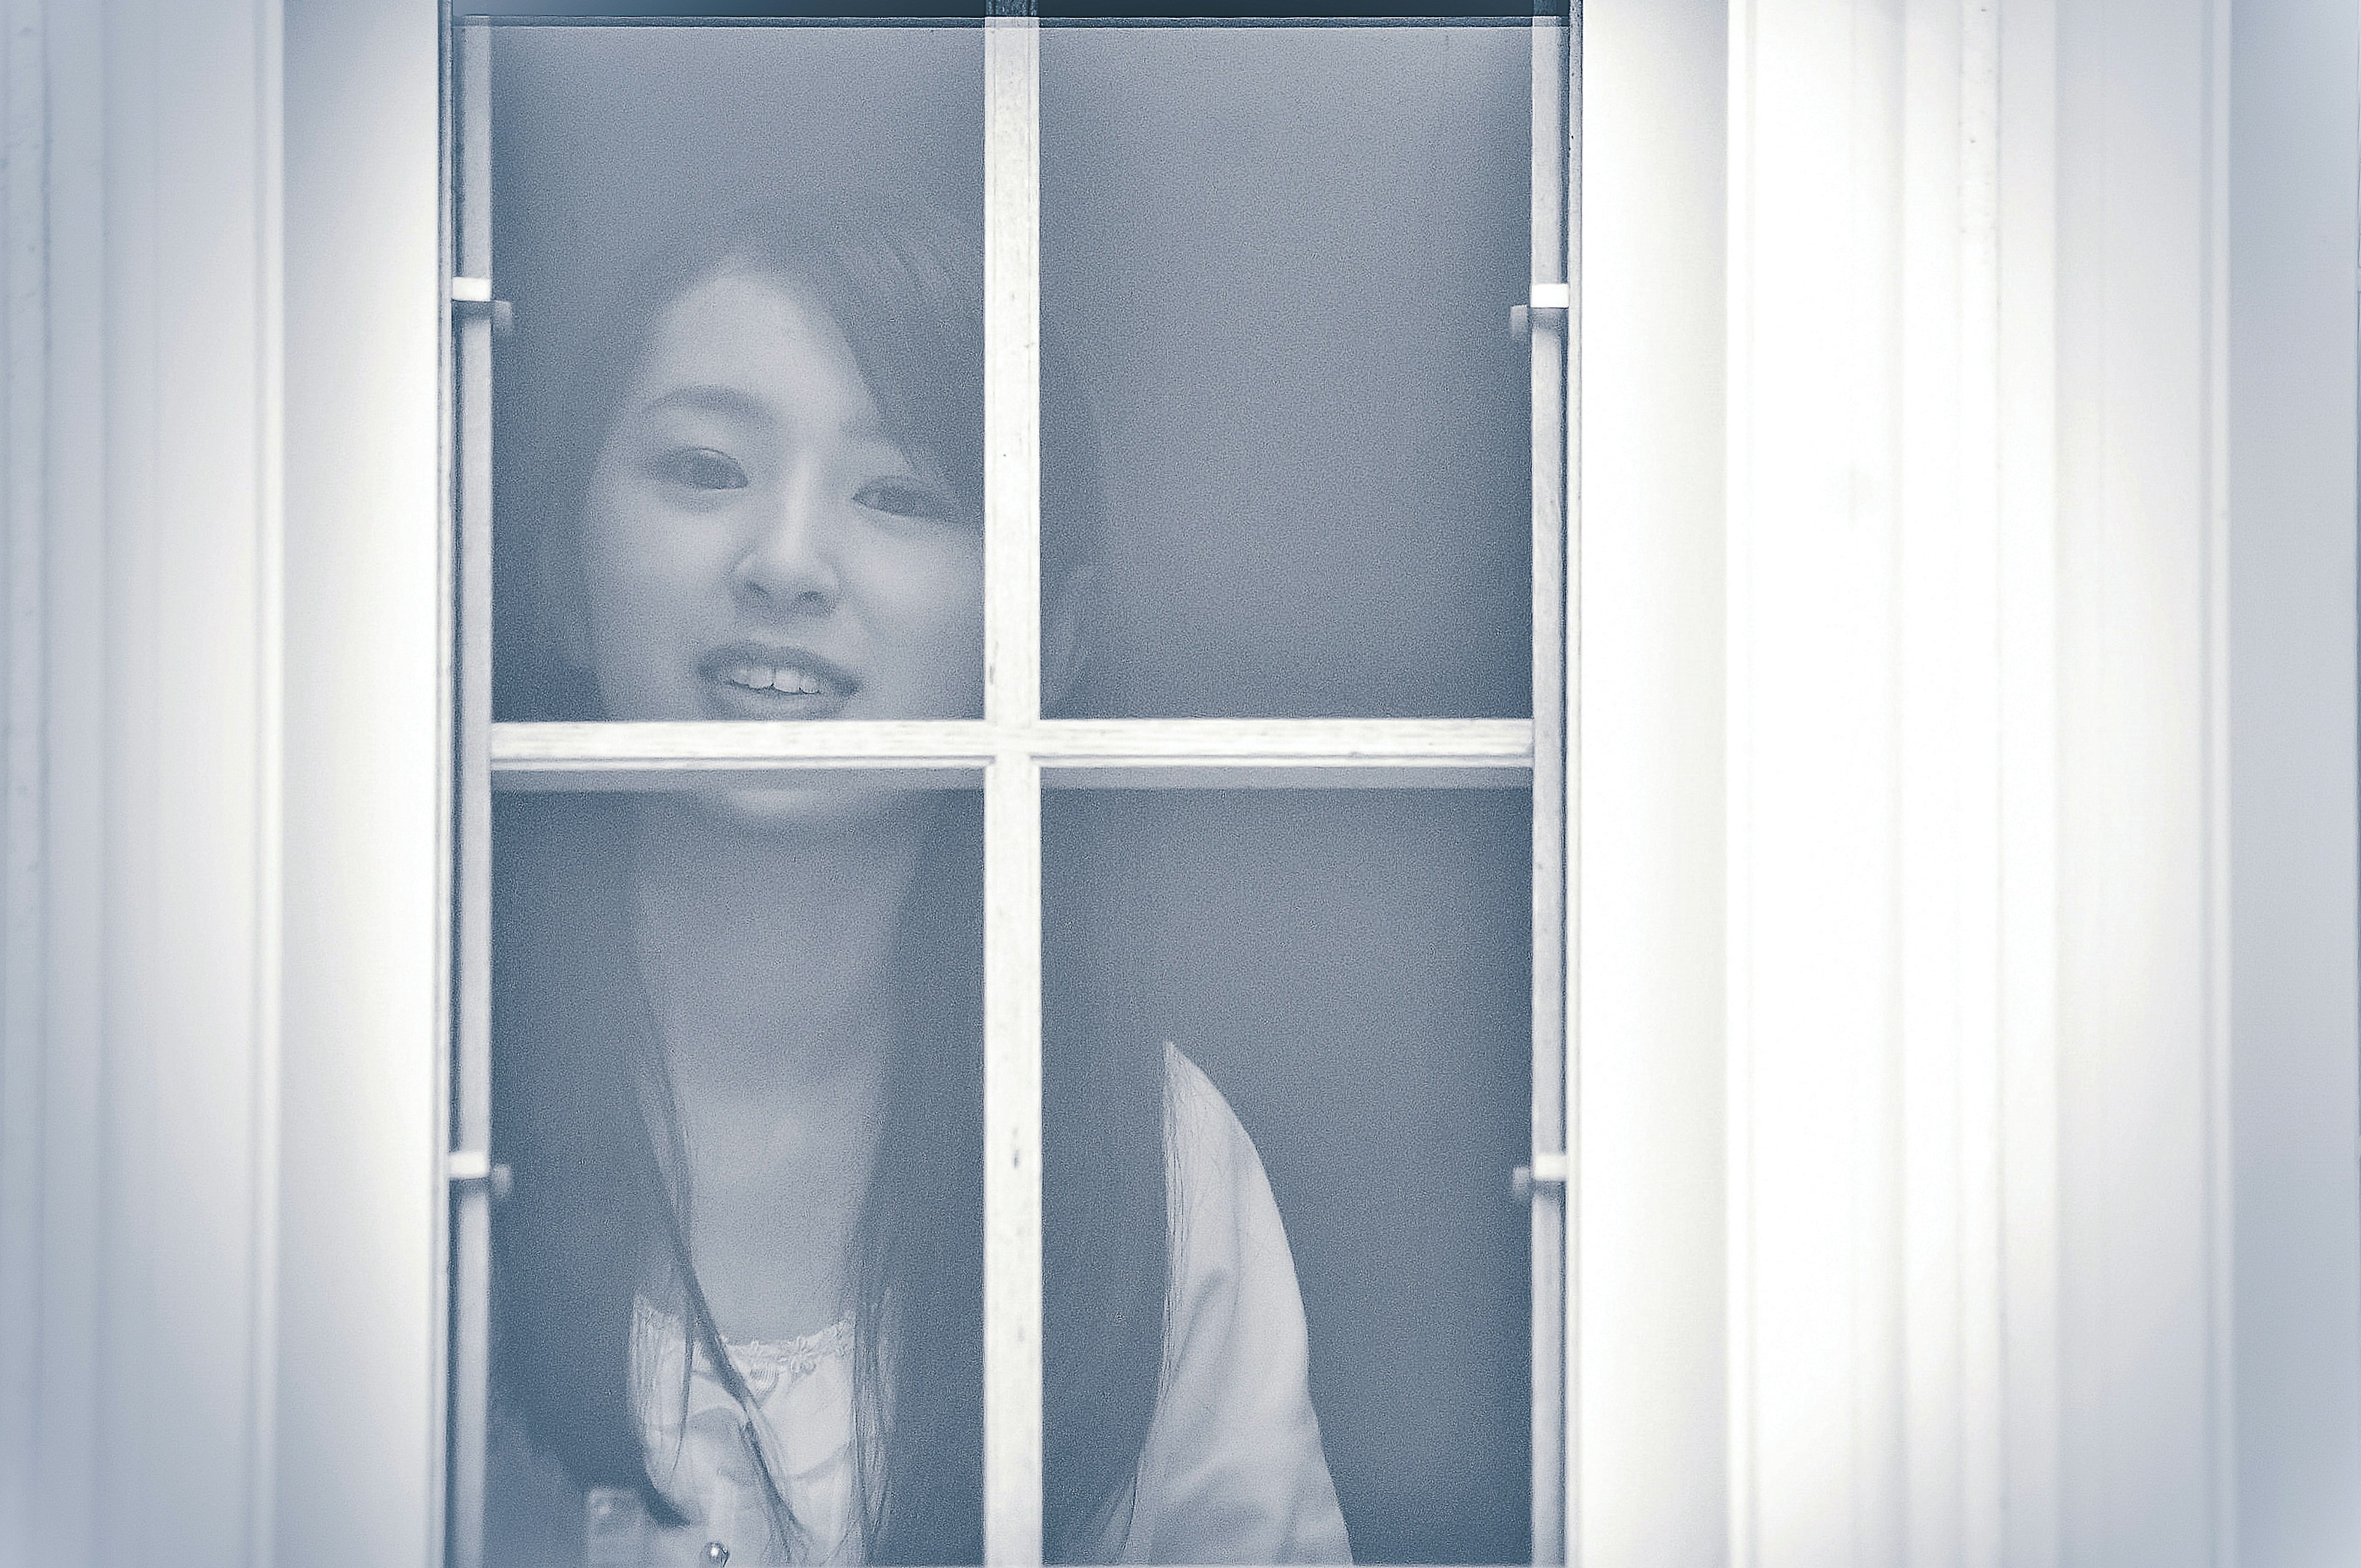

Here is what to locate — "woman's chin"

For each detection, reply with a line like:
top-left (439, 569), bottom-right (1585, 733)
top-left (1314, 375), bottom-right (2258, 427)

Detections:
top-left (684, 780), bottom-right (944, 835)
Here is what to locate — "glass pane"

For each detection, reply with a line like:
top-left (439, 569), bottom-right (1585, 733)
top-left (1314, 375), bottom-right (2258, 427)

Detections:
top-left (1041, 23), bottom-right (1533, 720)
top-left (1043, 789), bottom-right (1533, 1564)
top-left (490, 23), bottom-right (987, 725)
top-left (480, 24), bottom-right (998, 1567)
top-left (484, 786), bottom-right (988, 1566)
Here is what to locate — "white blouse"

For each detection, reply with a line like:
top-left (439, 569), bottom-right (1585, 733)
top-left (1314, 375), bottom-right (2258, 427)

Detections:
top-left (491, 1047), bottom-right (1352, 1567)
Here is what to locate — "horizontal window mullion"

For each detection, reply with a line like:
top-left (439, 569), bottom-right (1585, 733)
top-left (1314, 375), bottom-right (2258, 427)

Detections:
top-left (1035, 717), bottom-right (1535, 787)
top-left (487, 717), bottom-right (1536, 788)
top-left (1037, 762), bottom-right (1528, 789)
top-left (1032, 717), bottom-right (1533, 767)
top-left (492, 719), bottom-right (1002, 772)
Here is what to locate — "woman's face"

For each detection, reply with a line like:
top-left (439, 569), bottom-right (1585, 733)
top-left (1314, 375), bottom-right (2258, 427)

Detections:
top-left (576, 267), bottom-right (984, 822)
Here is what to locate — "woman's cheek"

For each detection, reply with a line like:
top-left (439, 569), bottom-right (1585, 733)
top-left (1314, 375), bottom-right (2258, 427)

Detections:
top-left (865, 546), bottom-right (983, 715)
top-left (593, 521), bottom-right (709, 633)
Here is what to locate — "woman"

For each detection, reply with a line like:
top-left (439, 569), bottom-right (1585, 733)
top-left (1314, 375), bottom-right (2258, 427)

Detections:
top-left (484, 192), bottom-right (1351, 1567)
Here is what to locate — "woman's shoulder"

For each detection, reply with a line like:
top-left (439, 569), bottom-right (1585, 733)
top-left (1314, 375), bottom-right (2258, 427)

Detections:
top-left (1154, 1041), bottom-right (1303, 1322)
top-left (1160, 1042), bottom-right (1252, 1172)
top-left (1133, 1044), bottom-right (1353, 1565)
top-left (1158, 1042), bottom-right (1291, 1248)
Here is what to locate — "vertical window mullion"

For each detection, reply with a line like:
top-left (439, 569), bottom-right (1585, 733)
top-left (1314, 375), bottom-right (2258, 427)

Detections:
top-left (986, 9), bottom-right (1043, 734)
top-left (1532, 9), bottom-right (1575, 1566)
top-left (983, 10), bottom-right (1045, 1565)
top-left (447, 18), bottom-right (495, 1568)
top-left (982, 753), bottom-right (1045, 1565)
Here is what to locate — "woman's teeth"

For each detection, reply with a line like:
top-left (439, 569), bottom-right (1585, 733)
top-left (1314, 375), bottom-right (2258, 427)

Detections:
top-left (724, 663), bottom-right (822, 695)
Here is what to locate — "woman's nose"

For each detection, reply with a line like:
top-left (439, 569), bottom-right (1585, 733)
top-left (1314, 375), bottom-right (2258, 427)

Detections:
top-left (730, 484), bottom-right (842, 615)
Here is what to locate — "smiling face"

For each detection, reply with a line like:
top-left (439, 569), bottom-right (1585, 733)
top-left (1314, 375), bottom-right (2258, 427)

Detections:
top-left (575, 266), bottom-right (985, 823)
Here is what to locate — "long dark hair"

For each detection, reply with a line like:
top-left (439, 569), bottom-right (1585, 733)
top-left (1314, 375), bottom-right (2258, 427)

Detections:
top-left (488, 192), bottom-right (1168, 1562)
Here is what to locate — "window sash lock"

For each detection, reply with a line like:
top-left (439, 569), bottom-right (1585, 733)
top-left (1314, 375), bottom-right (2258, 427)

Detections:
top-left (446, 1148), bottom-right (512, 1202)
top-left (1511, 283), bottom-right (1572, 341)
top-left (450, 276), bottom-right (513, 337)
top-left (1514, 1151), bottom-right (1570, 1202)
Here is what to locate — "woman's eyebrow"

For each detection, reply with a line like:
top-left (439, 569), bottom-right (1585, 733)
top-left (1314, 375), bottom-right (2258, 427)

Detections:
top-left (639, 384), bottom-right (890, 446)
top-left (638, 384), bottom-right (773, 425)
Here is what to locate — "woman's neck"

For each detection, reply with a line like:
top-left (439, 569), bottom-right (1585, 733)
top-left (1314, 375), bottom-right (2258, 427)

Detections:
top-left (626, 792), bottom-right (939, 1338)
top-left (627, 792), bottom-right (931, 1108)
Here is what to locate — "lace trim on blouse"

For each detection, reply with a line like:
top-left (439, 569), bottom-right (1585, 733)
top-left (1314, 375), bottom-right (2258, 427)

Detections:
top-left (607, 1298), bottom-right (864, 1566)
top-left (631, 1296), bottom-right (855, 1398)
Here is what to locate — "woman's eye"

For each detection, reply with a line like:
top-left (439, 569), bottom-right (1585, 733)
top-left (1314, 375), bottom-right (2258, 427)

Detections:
top-left (652, 447), bottom-right (750, 491)
top-left (852, 478), bottom-right (954, 522)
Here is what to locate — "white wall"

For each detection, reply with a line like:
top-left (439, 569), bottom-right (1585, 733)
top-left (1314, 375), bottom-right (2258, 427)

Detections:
top-left (0, 3), bottom-right (447, 1565)
top-left (1583, 1), bottom-right (2361, 1565)
top-left (2226, 1), bottom-right (2361, 1562)
top-left (1577, 2), bottom-right (1730, 1564)
top-left (280, 1), bottom-right (445, 1564)
top-left (2, 0), bottom-right (287, 1561)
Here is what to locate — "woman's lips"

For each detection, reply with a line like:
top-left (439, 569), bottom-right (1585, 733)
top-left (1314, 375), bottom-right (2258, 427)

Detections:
top-left (697, 644), bottom-right (856, 719)
top-left (719, 660), bottom-right (823, 696)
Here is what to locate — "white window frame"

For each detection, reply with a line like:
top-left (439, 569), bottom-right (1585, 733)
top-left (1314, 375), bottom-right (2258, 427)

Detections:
top-left (6, 2), bottom-right (2360, 1566)
top-left (440, 12), bottom-right (1573, 1567)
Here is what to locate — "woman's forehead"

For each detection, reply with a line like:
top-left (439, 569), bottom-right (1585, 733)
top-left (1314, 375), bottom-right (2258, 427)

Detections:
top-left (628, 268), bottom-right (884, 440)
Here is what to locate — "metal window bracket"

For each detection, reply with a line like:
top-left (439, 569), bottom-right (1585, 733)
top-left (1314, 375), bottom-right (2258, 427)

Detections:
top-left (1511, 283), bottom-right (1573, 341)
top-left (1514, 1151), bottom-right (1570, 1202)
top-left (446, 1148), bottom-right (513, 1203)
top-left (451, 275), bottom-right (514, 339)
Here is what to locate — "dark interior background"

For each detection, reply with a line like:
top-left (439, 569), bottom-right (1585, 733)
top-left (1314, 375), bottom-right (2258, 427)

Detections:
top-left (1043, 789), bottom-right (1532, 1564)
top-left (1039, 22), bottom-right (1532, 719)
top-left (492, 24), bottom-right (1535, 1561)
